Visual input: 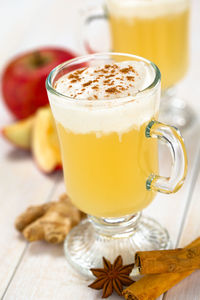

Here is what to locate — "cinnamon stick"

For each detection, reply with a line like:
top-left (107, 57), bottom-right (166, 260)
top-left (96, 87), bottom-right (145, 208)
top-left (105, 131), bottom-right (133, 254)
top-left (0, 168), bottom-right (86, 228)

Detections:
top-left (123, 237), bottom-right (200, 300)
top-left (135, 244), bottom-right (200, 274)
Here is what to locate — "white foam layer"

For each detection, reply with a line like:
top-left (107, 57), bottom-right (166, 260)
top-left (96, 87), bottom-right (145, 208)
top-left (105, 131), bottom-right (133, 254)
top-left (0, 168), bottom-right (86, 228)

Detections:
top-left (106, 0), bottom-right (189, 19)
top-left (48, 62), bottom-right (160, 135)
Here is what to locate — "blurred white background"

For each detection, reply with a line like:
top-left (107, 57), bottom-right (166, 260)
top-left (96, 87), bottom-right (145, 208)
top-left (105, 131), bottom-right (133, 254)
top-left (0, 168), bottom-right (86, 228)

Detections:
top-left (0, 0), bottom-right (105, 68)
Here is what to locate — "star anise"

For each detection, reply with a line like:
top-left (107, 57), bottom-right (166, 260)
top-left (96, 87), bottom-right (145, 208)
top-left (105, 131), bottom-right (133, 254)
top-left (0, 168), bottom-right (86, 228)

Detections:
top-left (88, 255), bottom-right (135, 298)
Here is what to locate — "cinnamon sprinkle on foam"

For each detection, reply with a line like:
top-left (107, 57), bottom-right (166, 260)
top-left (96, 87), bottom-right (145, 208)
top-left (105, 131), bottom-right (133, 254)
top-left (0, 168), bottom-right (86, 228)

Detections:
top-left (105, 87), bottom-right (119, 93)
top-left (83, 80), bottom-right (93, 87)
top-left (55, 61), bottom-right (153, 100)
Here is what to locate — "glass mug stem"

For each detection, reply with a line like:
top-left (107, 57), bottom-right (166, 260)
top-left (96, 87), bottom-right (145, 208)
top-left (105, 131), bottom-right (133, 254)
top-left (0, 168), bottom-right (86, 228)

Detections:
top-left (88, 213), bottom-right (142, 238)
top-left (146, 120), bottom-right (187, 194)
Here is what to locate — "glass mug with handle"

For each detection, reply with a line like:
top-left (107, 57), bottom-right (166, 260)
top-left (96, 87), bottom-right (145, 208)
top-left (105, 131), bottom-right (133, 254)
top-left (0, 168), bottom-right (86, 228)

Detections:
top-left (46, 52), bottom-right (187, 277)
top-left (83, 0), bottom-right (194, 130)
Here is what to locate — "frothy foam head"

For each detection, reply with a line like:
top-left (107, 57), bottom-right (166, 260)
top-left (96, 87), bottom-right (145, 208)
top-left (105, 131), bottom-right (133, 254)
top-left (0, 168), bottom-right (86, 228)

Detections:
top-left (55, 61), bottom-right (153, 100)
top-left (49, 61), bottom-right (160, 135)
top-left (106, 0), bottom-right (189, 19)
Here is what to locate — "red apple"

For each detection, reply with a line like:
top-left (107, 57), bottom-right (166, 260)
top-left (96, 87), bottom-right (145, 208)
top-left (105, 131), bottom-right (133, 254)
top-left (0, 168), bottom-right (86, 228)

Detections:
top-left (1, 47), bottom-right (77, 120)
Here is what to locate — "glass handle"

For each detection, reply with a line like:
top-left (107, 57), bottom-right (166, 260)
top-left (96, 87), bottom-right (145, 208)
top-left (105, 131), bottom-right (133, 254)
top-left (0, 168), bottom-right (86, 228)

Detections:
top-left (146, 120), bottom-right (187, 194)
top-left (82, 7), bottom-right (109, 54)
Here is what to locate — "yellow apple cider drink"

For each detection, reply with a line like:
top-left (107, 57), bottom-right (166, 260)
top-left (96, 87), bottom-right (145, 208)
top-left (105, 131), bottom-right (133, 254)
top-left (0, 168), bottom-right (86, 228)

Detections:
top-left (50, 61), bottom-right (160, 218)
top-left (106, 0), bottom-right (189, 90)
top-left (57, 122), bottom-right (158, 217)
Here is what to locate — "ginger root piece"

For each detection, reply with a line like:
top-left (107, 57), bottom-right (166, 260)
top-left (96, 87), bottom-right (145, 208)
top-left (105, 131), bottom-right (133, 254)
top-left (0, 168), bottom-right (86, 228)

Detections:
top-left (15, 194), bottom-right (85, 244)
top-left (15, 202), bottom-right (52, 231)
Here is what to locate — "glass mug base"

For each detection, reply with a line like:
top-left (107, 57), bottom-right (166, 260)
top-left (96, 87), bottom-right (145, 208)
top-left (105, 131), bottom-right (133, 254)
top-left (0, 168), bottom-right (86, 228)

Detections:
top-left (160, 87), bottom-right (196, 131)
top-left (64, 214), bottom-right (171, 278)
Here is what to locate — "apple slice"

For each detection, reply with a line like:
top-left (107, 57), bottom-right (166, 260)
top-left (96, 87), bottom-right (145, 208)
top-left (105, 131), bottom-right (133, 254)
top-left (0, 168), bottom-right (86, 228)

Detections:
top-left (32, 107), bottom-right (62, 173)
top-left (2, 115), bottom-right (34, 150)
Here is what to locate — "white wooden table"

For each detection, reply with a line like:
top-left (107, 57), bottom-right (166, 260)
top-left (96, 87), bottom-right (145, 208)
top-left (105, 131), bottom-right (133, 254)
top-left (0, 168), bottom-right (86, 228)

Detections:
top-left (0, 0), bottom-right (200, 299)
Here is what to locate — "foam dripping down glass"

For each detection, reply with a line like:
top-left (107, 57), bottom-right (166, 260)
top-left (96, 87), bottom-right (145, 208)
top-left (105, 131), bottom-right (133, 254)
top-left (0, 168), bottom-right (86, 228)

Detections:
top-left (46, 53), bottom-right (187, 277)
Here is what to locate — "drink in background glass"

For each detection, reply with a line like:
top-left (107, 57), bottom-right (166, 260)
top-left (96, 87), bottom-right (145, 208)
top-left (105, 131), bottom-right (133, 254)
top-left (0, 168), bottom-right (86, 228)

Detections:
top-left (46, 53), bottom-right (187, 277)
top-left (106, 0), bottom-right (189, 90)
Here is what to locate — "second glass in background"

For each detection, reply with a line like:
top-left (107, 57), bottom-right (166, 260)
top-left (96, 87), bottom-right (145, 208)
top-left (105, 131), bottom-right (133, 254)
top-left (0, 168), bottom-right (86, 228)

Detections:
top-left (83, 0), bottom-right (195, 130)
